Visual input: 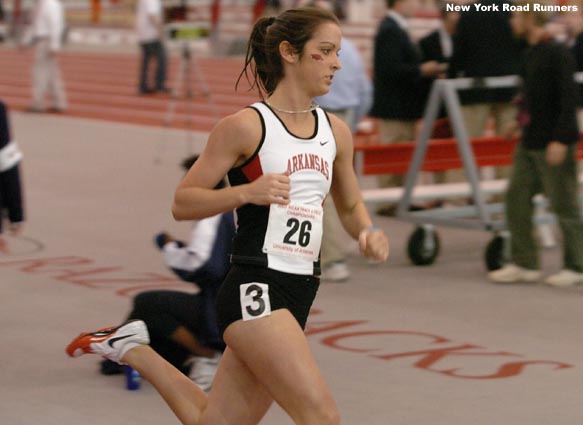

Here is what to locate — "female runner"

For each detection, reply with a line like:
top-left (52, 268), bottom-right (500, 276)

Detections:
top-left (67, 7), bottom-right (389, 425)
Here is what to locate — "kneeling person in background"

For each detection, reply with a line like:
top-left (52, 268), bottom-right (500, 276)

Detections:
top-left (101, 155), bottom-right (234, 392)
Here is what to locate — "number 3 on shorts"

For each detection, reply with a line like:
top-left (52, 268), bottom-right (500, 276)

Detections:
top-left (240, 283), bottom-right (272, 321)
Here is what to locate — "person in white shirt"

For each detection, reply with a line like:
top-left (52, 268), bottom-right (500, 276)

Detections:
top-left (20, 0), bottom-right (67, 112)
top-left (135, 0), bottom-right (168, 94)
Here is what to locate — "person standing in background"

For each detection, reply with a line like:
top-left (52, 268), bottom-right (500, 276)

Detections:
top-left (370, 0), bottom-right (446, 216)
top-left (313, 0), bottom-right (373, 282)
top-left (20, 0), bottom-right (67, 113)
top-left (419, 1), bottom-right (462, 188)
top-left (418, 1), bottom-right (459, 99)
top-left (489, 0), bottom-right (583, 287)
top-left (418, 0), bottom-right (459, 62)
top-left (449, 0), bottom-right (522, 179)
top-left (136, 0), bottom-right (168, 94)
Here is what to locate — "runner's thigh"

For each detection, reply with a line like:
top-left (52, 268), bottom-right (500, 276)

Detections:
top-left (224, 309), bottom-right (338, 424)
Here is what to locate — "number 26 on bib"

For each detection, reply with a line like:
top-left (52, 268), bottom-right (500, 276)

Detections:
top-left (262, 203), bottom-right (323, 261)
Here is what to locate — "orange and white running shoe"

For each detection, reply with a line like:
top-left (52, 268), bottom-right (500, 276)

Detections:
top-left (66, 320), bottom-right (149, 364)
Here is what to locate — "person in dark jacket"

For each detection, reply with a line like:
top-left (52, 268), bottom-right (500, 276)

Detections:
top-left (489, 0), bottom-right (583, 287)
top-left (449, 0), bottom-right (522, 144)
top-left (419, 3), bottom-right (462, 187)
top-left (449, 0), bottom-right (522, 190)
top-left (0, 101), bottom-right (24, 237)
top-left (418, 2), bottom-right (458, 72)
top-left (370, 0), bottom-right (446, 214)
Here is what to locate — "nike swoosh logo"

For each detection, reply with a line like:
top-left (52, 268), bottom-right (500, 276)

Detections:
top-left (108, 334), bottom-right (136, 348)
top-left (320, 141), bottom-right (329, 146)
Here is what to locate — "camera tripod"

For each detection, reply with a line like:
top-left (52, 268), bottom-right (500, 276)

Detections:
top-left (155, 39), bottom-right (220, 164)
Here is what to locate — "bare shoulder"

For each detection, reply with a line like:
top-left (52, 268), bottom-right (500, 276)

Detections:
top-left (212, 107), bottom-right (262, 142)
top-left (326, 112), bottom-right (354, 155)
top-left (207, 107), bottom-right (263, 163)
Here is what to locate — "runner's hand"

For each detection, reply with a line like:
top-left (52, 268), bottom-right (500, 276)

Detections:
top-left (359, 227), bottom-right (389, 262)
top-left (244, 173), bottom-right (290, 206)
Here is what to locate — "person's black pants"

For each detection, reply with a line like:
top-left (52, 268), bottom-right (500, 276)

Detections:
top-left (139, 40), bottom-right (167, 93)
top-left (128, 290), bottom-right (202, 370)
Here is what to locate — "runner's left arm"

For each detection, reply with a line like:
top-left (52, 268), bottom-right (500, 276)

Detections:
top-left (328, 115), bottom-right (388, 262)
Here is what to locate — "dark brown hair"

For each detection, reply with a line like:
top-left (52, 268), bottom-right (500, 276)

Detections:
top-left (236, 7), bottom-right (339, 97)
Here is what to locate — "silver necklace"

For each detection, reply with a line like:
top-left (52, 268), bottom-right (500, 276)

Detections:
top-left (265, 100), bottom-right (319, 114)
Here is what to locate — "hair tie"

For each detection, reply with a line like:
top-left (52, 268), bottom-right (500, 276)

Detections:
top-left (267, 16), bottom-right (276, 26)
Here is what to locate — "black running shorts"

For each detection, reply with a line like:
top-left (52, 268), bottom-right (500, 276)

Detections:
top-left (216, 264), bottom-right (320, 337)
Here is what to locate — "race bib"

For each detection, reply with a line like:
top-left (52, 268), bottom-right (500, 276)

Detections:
top-left (240, 282), bottom-right (271, 321)
top-left (262, 203), bottom-right (323, 261)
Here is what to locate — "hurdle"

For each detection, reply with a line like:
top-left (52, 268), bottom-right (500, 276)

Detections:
top-left (355, 72), bottom-right (583, 270)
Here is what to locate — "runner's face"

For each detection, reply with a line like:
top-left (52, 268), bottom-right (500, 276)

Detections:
top-left (300, 22), bottom-right (342, 97)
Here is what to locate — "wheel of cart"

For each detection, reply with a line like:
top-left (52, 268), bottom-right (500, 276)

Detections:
top-left (407, 225), bottom-right (440, 266)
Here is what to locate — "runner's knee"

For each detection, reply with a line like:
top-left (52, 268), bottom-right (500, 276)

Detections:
top-left (308, 402), bottom-right (340, 425)
top-left (295, 391), bottom-right (340, 425)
